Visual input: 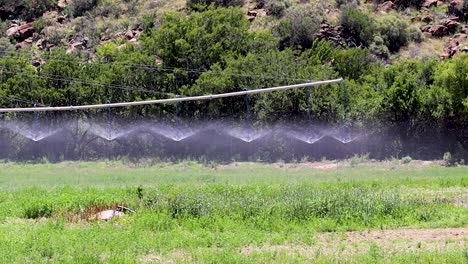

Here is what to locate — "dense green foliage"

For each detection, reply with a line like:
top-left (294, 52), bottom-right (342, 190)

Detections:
top-left (187, 0), bottom-right (245, 11)
top-left (0, 0), bottom-right (57, 20)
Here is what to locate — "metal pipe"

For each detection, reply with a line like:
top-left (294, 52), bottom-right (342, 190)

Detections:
top-left (0, 78), bottom-right (344, 113)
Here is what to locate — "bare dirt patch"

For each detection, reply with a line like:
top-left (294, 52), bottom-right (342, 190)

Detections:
top-left (242, 227), bottom-right (468, 257)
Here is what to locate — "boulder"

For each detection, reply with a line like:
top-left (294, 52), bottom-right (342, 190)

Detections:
top-left (460, 26), bottom-right (468, 34)
top-left (31, 57), bottom-right (45, 67)
top-left (317, 21), bottom-right (347, 47)
top-left (15, 41), bottom-right (29, 50)
top-left (442, 38), bottom-right (459, 58)
top-left (421, 15), bottom-right (433, 23)
top-left (441, 33), bottom-right (468, 58)
top-left (58, 0), bottom-right (68, 9)
top-left (124, 30), bottom-right (135, 40)
top-left (442, 18), bottom-right (460, 33)
top-left (422, 0), bottom-right (438, 8)
top-left (43, 11), bottom-right (58, 18)
top-left (18, 23), bottom-right (34, 40)
top-left (421, 25), bottom-right (432, 32)
top-left (57, 16), bottom-right (66, 24)
top-left (247, 10), bottom-right (258, 17)
top-left (96, 209), bottom-right (124, 221)
top-left (430, 25), bottom-right (448, 37)
top-left (6, 25), bottom-right (18, 37)
top-left (36, 39), bottom-right (48, 50)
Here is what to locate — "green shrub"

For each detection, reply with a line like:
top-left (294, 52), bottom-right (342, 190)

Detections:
top-left (32, 17), bottom-right (46, 32)
top-left (24, 203), bottom-right (53, 219)
top-left (333, 47), bottom-right (373, 80)
top-left (186, 0), bottom-right (245, 11)
top-left (139, 13), bottom-right (157, 31)
top-left (0, 37), bottom-right (15, 54)
top-left (67, 0), bottom-right (99, 17)
top-left (275, 3), bottom-right (323, 49)
top-left (443, 152), bottom-right (455, 167)
top-left (265, 0), bottom-right (290, 17)
top-left (369, 35), bottom-right (390, 59)
top-left (377, 15), bottom-right (409, 52)
top-left (335, 0), bottom-right (360, 8)
top-left (408, 26), bottom-right (424, 43)
top-left (0, 0), bottom-right (57, 20)
top-left (349, 153), bottom-right (370, 167)
top-left (339, 5), bottom-right (375, 47)
top-left (462, 0), bottom-right (468, 22)
top-left (402, 156), bottom-right (412, 164)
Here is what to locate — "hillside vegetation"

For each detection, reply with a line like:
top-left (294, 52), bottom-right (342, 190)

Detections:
top-left (0, 0), bottom-right (467, 160)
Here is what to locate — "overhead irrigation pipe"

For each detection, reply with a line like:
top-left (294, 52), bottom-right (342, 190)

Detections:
top-left (0, 78), bottom-right (344, 113)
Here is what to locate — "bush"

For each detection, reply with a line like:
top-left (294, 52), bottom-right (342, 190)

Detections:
top-left (0, 37), bottom-right (14, 54)
top-left (186, 0), bottom-right (245, 11)
top-left (339, 5), bottom-right (375, 47)
top-left (408, 26), bottom-right (423, 43)
top-left (349, 153), bottom-right (370, 167)
top-left (42, 26), bottom-right (68, 46)
top-left (463, 0), bottom-right (468, 22)
top-left (443, 152), bottom-right (455, 166)
top-left (333, 47), bottom-right (373, 80)
top-left (265, 0), bottom-right (290, 17)
top-left (369, 35), bottom-right (390, 59)
top-left (402, 156), bottom-right (412, 164)
top-left (335, 0), bottom-right (360, 8)
top-left (377, 15), bottom-right (409, 52)
top-left (67, 0), bottom-right (99, 17)
top-left (275, 3), bottom-right (323, 49)
top-left (24, 203), bottom-right (53, 219)
top-left (0, 0), bottom-right (56, 20)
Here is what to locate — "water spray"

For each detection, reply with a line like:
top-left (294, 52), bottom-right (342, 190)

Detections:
top-left (342, 81), bottom-right (348, 123)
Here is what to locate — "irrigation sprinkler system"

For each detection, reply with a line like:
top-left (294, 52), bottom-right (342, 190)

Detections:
top-left (0, 77), bottom-right (368, 161)
top-left (0, 79), bottom-right (344, 113)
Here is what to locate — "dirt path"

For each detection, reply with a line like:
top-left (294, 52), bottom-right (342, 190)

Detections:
top-left (242, 227), bottom-right (468, 256)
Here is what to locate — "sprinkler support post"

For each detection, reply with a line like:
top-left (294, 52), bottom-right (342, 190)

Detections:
top-left (33, 103), bottom-right (38, 141)
top-left (243, 88), bottom-right (251, 131)
top-left (306, 80), bottom-right (312, 127)
top-left (106, 100), bottom-right (112, 139)
top-left (342, 80), bottom-right (348, 124)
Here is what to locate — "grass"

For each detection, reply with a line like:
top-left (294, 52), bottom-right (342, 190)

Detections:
top-left (0, 160), bottom-right (466, 189)
top-left (0, 161), bottom-right (466, 263)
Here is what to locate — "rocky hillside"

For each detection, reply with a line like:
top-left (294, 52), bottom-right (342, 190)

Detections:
top-left (0, 0), bottom-right (467, 61)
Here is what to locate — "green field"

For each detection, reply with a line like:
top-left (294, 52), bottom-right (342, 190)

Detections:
top-left (0, 160), bottom-right (466, 263)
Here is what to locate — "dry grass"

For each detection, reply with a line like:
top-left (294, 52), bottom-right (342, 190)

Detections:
top-left (242, 227), bottom-right (468, 257)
